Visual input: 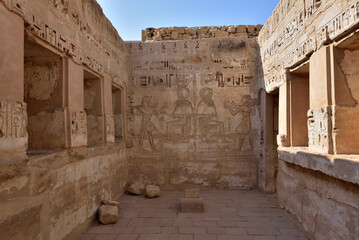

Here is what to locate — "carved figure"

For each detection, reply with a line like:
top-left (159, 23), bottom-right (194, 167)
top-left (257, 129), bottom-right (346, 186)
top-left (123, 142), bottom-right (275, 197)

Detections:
top-left (137, 96), bottom-right (166, 151)
top-left (167, 88), bottom-right (194, 142)
top-left (224, 95), bottom-right (252, 150)
top-left (196, 88), bottom-right (227, 142)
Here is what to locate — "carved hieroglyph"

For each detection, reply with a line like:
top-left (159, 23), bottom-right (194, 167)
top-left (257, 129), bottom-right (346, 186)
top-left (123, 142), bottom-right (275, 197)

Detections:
top-left (307, 107), bottom-right (332, 153)
top-left (0, 99), bottom-right (27, 139)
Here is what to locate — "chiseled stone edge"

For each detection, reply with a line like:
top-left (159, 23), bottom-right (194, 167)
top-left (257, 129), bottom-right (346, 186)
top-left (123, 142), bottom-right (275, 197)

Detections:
top-left (278, 147), bottom-right (359, 185)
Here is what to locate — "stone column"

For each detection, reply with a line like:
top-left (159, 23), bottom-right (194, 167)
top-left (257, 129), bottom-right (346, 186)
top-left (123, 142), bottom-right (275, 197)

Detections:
top-left (277, 81), bottom-right (290, 147)
top-left (308, 46), bottom-right (333, 154)
top-left (65, 58), bottom-right (87, 148)
top-left (104, 76), bottom-right (115, 144)
top-left (0, 4), bottom-right (26, 160)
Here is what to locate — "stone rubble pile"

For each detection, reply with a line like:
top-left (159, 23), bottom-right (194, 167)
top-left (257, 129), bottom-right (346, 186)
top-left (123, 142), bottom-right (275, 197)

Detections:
top-left (142, 25), bottom-right (263, 42)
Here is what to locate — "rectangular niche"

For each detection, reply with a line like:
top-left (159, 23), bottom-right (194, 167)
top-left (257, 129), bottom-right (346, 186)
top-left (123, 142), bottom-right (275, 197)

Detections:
top-left (289, 62), bottom-right (310, 147)
top-left (84, 70), bottom-right (104, 146)
top-left (112, 84), bottom-right (124, 143)
top-left (24, 40), bottom-right (65, 153)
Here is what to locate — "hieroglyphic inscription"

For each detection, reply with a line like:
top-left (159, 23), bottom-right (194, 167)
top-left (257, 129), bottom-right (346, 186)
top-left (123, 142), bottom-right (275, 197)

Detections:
top-left (307, 107), bottom-right (331, 153)
top-left (71, 110), bottom-right (87, 136)
top-left (317, 1), bottom-right (359, 46)
top-left (0, 99), bottom-right (27, 139)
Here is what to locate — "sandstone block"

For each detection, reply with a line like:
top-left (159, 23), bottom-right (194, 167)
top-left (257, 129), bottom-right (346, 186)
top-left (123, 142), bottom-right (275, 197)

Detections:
top-left (185, 28), bottom-right (197, 35)
top-left (145, 185), bottom-right (161, 198)
top-left (255, 24), bottom-right (263, 31)
top-left (172, 27), bottom-right (186, 34)
top-left (198, 27), bottom-right (209, 35)
top-left (98, 205), bottom-right (118, 225)
top-left (171, 31), bottom-right (179, 40)
top-left (164, 28), bottom-right (172, 34)
top-left (183, 34), bottom-right (193, 40)
top-left (246, 25), bottom-right (256, 33)
top-left (228, 26), bottom-right (236, 33)
top-left (128, 182), bottom-right (145, 195)
top-left (185, 189), bottom-right (199, 198)
top-left (180, 198), bottom-right (204, 213)
top-left (236, 25), bottom-right (247, 33)
top-left (153, 34), bottom-right (162, 41)
top-left (215, 31), bottom-right (229, 38)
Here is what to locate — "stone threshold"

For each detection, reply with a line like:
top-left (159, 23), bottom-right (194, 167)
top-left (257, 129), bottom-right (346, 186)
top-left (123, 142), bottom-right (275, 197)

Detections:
top-left (278, 147), bottom-right (359, 185)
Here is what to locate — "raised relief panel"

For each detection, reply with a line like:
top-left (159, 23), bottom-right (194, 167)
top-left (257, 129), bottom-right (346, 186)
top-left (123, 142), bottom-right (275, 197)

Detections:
top-left (0, 99), bottom-right (27, 160)
top-left (287, 32), bottom-right (316, 68)
top-left (317, 2), bottom-right (359, 46)
top-left (70, 110), bottom-right (87, 147)
top-left (307, 107), bottom-right (332, 153)
top-left (0, 99), bottom-right (27, 139)
top-left (105, 114), bottom-right (115, 143)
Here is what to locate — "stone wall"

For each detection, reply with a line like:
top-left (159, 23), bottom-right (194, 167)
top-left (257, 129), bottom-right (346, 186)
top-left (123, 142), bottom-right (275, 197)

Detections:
top-left (258, 0), bottom-right (359, 238)
top-left (278, 159), bottom-right (359, 240)
top-left (126, 36), bottom-right (261, 189)
top-left (142, 25), bottom-right (262, 42)
top-left (0, 0), bottom-right (129, 239)
top-left (0, 146), bottom-right (128, 240)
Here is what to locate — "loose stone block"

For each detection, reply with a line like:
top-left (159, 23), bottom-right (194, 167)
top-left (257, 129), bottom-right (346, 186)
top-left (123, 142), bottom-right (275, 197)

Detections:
top-left (98, 205), bottom-right (119, 225)
top-left (128, 182), bottom-right (145, 195)
top-left (184, 189), bottom-right (200, 198)
top-left (145, 185), bottom-right (161, 198)
top-left (180, 197), bottom-right (204, 213)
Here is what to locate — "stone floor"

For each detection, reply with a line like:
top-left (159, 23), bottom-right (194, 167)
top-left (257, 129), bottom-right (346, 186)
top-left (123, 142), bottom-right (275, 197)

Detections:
top-left (77, 190), bottom-right (308, 240)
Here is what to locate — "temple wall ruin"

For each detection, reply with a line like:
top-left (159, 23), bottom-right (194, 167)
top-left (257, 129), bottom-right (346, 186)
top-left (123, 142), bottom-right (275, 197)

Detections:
top-left (0, 0), bottom-right (129, 239)
top-left (125, 36), bottom-right (261, 189)
top-left (1, 0), bottom-right (359, 239)
top-left (258, 0), bottom-right (359, 238)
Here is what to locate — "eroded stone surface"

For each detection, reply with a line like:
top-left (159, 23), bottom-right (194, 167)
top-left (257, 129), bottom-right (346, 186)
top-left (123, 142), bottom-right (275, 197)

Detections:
top-left (145, 185), bottom-right (161, 198)
top-left (128, 182), bottom-right (145, 195)
top-left (98, 205), bottom-right (119, 225)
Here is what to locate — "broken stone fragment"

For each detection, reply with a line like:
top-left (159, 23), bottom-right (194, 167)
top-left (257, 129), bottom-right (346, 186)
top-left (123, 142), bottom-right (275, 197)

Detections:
top-left (128, 181), bottom-right (145, 195)
top-left (145, 185), bottom-right (160, 198)
top-left (171, 31), bottom-right (179, 40)
top-left (98, 205), bottom-right (118, 224)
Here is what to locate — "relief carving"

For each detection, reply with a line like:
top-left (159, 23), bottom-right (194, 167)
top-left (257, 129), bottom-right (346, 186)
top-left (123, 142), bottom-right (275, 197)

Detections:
top-left (307, 107), bottom-right (332, 153)
top-left (71, 110), bottom-right (87, 136)
top-left (136, 96), bottom-right (167, 151)
top-left (0, 99), bottom-right (27, 139)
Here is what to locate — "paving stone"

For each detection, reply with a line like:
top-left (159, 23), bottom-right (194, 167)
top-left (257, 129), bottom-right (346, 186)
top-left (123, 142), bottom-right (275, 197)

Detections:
top-left (114, 234), bottom-right (139, 240)
top-left (93, 234), bottom-right (117, 240)
top-left (194, 234), bottom-right (217, 240)
top-left (170, 234), bottom-right (194, 240)
top-left (78, 190), bottom-right (307, 240)
top-left (179, 227), bottom-right (207, 234)
top-left (225, 227), bottom-right (247, 235)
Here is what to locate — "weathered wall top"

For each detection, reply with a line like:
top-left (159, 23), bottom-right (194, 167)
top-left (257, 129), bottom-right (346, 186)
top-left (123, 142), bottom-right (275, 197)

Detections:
top-left (142, 25), bottom-right (263, 42)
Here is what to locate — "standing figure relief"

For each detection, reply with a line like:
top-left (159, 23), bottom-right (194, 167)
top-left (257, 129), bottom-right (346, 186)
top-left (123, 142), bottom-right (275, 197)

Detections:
top-left (167, 87), bottom-right (194, 143)
top-left (136, 96), bottom-right (167, 151)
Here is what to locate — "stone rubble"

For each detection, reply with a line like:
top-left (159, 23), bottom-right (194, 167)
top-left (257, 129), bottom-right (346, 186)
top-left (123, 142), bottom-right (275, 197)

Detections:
top-left (145, 185), bottom-right (161, 198)
top-left (143, 25), bottom-right (263, 41)
top-left (128, 181), bottom-right (145, 195)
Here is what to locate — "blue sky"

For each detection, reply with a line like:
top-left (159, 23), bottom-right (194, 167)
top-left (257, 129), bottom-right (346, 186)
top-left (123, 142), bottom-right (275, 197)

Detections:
top-left (96, 0), bottom-right (279, 41)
